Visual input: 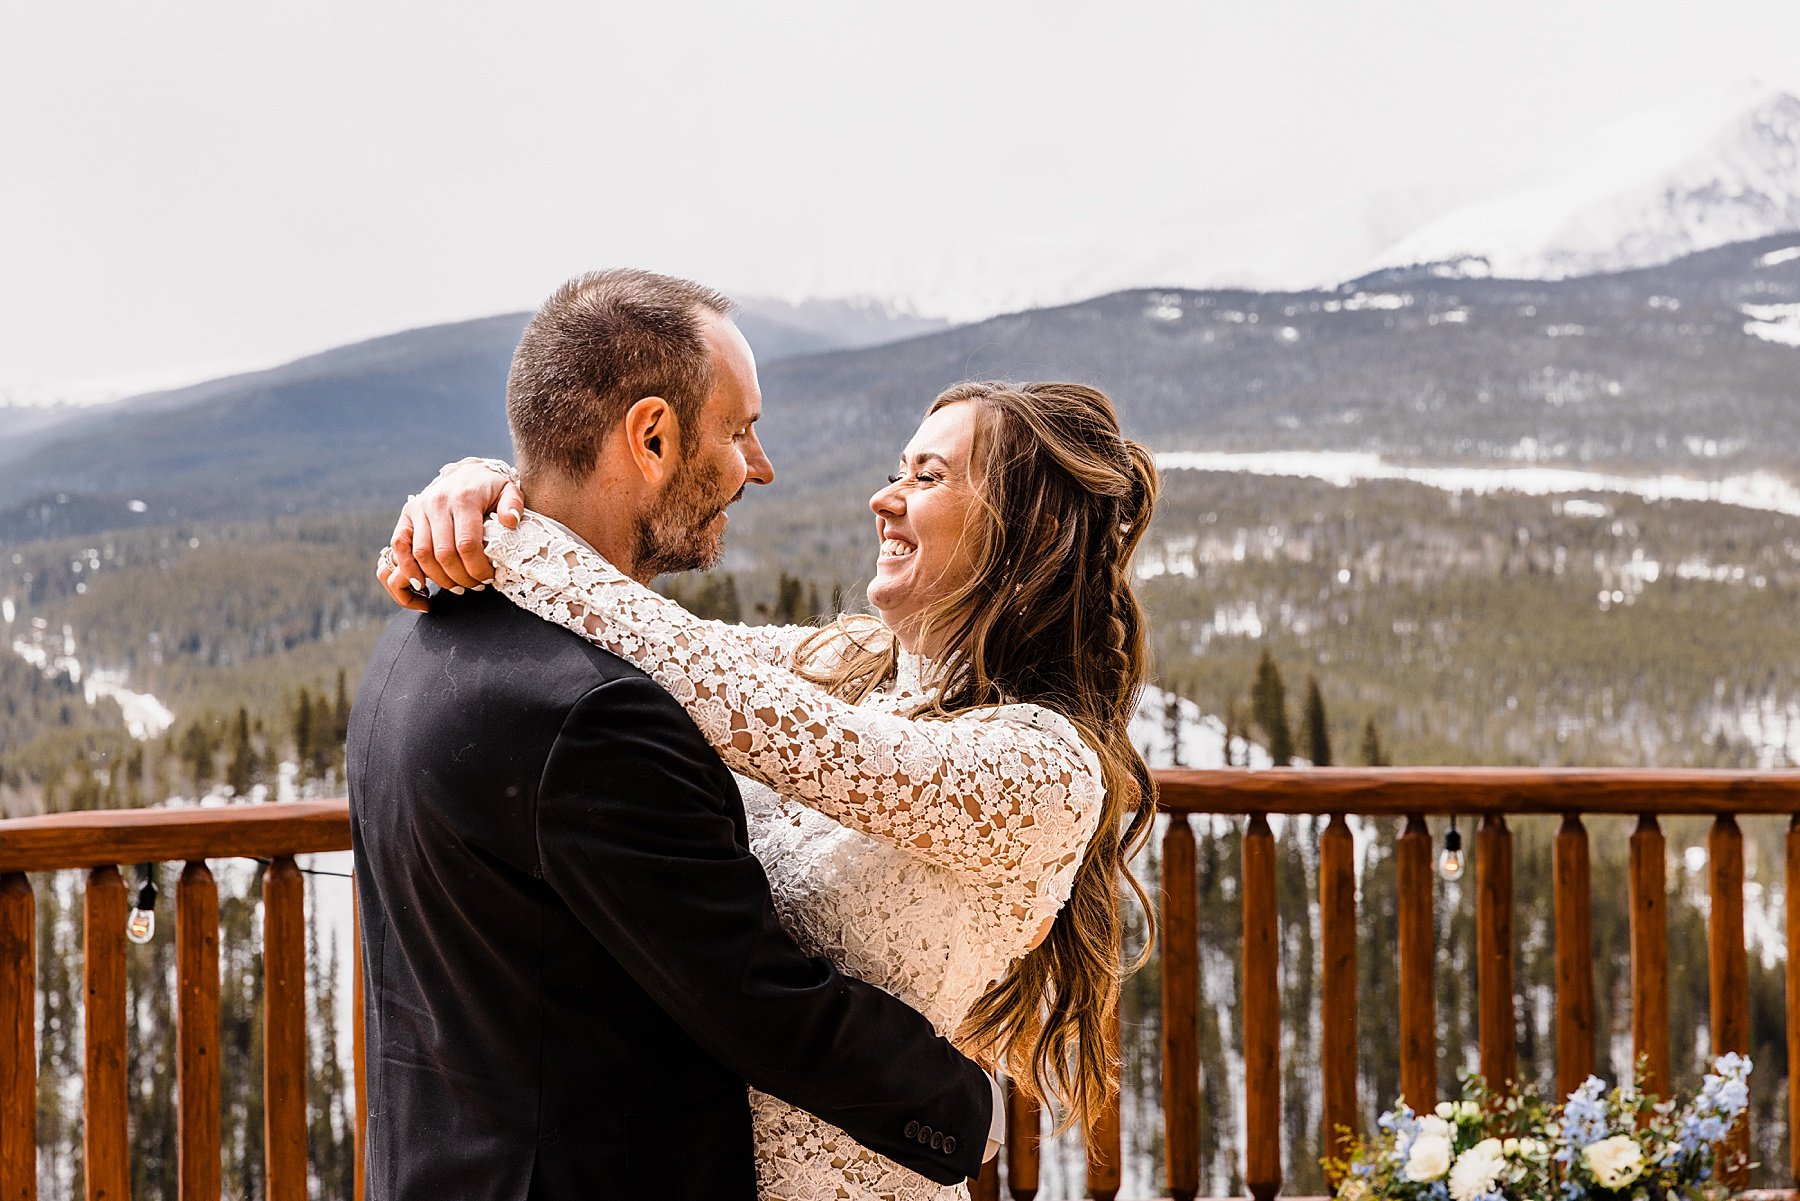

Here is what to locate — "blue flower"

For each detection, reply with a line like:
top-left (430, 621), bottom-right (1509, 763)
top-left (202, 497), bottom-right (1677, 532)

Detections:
top-left (1559, 1075), bottom-right (1610, 1155)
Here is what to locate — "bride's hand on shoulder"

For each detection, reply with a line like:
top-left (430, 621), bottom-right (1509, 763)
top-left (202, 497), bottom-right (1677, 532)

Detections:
top-left (378, 461), bottom-right (525, 610)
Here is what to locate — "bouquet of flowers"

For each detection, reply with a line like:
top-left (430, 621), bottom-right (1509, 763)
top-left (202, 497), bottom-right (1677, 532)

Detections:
top-left (1329, 1054), bottom-right (1752, 1201)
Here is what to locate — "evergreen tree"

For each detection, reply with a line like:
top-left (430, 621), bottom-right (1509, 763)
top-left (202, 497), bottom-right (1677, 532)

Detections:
top-left (294, 687), bottom-right (314, 781)
top-left (180, 720), bottom-right (216, 792)
top-left (127, 883), bottom-right (178, 1199)
top-left (1250, 650), bottom-right (1294, 766)
top-left (1300, 675), bottom-right (1333, 767)
top-left (333, 668), bottom-right (351, 744)
top-left (220, 867), bottom-right (266, 1198)
top-left (771, 573), bottom-right (807, 624)
top-left (123, 747), bottom-right (145, 806)
top-left (311, 692), bottom-right (336, 780)
top-left (308, 906), bottom-right (354, 1196)
top-left (1163, 686), bottom-right (1184, 767)
top-left (1359, 718), bottom-right (1389, 767)
top-left (227, 707), bottom-right (258, 796)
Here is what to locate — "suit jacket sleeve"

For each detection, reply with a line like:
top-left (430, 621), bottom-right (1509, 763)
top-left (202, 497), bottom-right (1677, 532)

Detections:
top-left (534, 674), bottom-right (991, 1183)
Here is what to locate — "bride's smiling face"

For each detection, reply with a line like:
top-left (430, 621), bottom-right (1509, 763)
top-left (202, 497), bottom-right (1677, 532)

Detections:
top-left (866, 401), bottom-right (985, 652)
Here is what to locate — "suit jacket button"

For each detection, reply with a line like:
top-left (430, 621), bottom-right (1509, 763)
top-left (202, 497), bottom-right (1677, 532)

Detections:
top-left (904, 1121), bottom-right (920, 1139)
top-left (930, 1131), bottom-right (944, 1150)
top-left (918, 1124), bottom-right (932, 1144)
top-left (943, 1135), bottom-right (956, 1155)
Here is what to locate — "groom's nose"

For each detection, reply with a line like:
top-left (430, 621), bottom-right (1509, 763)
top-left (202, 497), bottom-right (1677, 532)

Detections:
top-left (744, 429), bottom-right (774, 486)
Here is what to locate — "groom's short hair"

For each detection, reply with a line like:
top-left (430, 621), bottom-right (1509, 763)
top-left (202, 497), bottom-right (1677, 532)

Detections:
top-left (507, 268), bottom-right (737, 481)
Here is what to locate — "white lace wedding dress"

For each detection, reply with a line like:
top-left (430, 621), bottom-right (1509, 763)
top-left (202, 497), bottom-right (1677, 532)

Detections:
top-left (484, 511), bottom-right (1107, 1201)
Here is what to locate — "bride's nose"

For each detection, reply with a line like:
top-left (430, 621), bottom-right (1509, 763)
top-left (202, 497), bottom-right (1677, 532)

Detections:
top-left (869, 479), bottom-right (905, 516)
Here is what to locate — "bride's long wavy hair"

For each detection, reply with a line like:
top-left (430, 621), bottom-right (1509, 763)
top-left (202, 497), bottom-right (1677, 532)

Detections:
top-left (792, 380), bottom-right (1160, 1131)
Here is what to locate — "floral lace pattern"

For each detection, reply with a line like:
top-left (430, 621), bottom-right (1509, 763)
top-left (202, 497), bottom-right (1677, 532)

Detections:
top-left (483, 512), bottom-right (1106, 1201)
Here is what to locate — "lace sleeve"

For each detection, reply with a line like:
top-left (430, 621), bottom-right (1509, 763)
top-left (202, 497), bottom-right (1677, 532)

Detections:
top-left (419, 458), bottom-right (814, 666)
top-left (486, 512), bottom-right (1105, 887)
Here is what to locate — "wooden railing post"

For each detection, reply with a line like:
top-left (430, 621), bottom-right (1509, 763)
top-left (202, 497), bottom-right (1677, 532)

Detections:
top-left (1553, 815), bottom-right (1596, 1100)
top-left (1085, 1010), bottom-right (1122, 1201)
top-left (969, 1154), bottom-right (1000, 1201)
top-left (177, 861), bottom-right (221, 1201)
top-left (1789, 816), bottom-right (1800, 1188)
top-left (1319, 813), bottom-right (1357, 1185)
top-left (1476, 814), bottom-right (1516, 1089)
top-left (1629, 815), bottom-right (1671, 1097)
top-left (1161, 815), bottom-right (1201, 1201)
top-left (1396, 814), bottom-right (1436, 1109)
top-left (1005, 1076), bottom-right (1040, 1201)
top-left (84, 865), bottom-right (129, 1201)
top-left (0, 873), bottom-right (34, 1201)
top-left (1707, 816), bottom-right (1750, 1189)
top-left (1242, 813), bottom-right (1280, 1201)
top-left (263, 857), bottom-right (308, 1201)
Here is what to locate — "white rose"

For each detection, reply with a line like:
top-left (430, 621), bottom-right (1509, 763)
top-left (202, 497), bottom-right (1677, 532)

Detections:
top-left (1435, 1102), bottom-right (1458, 1120)
top-left (1419, 1115), bottom-right (1453, 1140)
top-left (1501, 1138), bottom-right (1520, 1156)
top-left (1519, 1138), bottom-right (1549, 1160)
top-left (1458, 1101), bottom-right (1483, 1121)
top-left (1448, 1139), bottom-right (1506, 1201)
top-left (1405, 1133), bottom-right (1454, 1182)
top-left (1582, 1134), bottom-right (1645, 1190)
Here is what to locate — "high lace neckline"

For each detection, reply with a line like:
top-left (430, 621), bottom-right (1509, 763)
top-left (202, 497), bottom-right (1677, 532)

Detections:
top-left (893, 647), bottom-right (937, 698)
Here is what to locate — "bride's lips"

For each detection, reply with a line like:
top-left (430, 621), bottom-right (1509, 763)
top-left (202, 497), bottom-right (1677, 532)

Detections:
top-left (877, 527), bottom-right (916, 563)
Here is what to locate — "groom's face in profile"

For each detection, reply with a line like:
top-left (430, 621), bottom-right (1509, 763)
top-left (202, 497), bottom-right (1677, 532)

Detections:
top-left (634, 313), bottom-right (772, 576)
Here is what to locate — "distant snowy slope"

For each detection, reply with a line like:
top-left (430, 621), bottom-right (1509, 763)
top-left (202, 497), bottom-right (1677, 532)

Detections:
top-left (1370, 84), bottom-right (1800, 280)
top-left (1131, 684), bottom-right (1275, 770)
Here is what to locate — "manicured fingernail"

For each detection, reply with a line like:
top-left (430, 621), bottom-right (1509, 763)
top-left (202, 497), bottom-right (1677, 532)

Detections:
top-left (506, 509), bottom-right (522, 521)
top-left (409, 578), bottom-right (424, 592)
top-left (450, 586), bottom-right (466, 595)
top-left (474, 583), bottom-right (488, 592)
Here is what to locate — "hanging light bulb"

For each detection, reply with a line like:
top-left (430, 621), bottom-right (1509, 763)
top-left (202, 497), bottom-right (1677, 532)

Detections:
top-left (1437, 818), bottom-right (1465, 882)
top-left (126, 863), bottom-right (157, 944)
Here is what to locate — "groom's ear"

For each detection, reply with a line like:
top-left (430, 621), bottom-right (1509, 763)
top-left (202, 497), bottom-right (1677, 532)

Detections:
top-left (623, 396), bottom-right (678, 485)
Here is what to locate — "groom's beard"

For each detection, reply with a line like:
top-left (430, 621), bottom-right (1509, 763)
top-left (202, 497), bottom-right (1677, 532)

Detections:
top-left (635, 455), bottom-right (741, 577)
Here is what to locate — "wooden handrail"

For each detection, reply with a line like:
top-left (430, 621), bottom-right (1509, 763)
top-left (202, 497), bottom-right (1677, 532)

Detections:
top-left (1157, 767), bottom-right (1800, 815)
top-left (0, 800), bottom-right (351, 871)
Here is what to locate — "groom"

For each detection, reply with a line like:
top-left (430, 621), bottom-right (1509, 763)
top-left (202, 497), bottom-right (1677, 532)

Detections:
top-left (350, 269), bottom-right (996, 1200)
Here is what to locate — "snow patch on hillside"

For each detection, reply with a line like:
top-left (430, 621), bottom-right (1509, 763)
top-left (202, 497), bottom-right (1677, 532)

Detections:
top-left (1742, 302), bottom-right (1800, 346)
top-left (1156, 450), bottom-right (1800, 517)
top-left (1131, 684), bottom-right (1274, 770)
top-left (8, 619), bottom-right (174, 739)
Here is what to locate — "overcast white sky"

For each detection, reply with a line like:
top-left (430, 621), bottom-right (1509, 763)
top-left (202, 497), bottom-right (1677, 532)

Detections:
top-left (4, 0), bottom-right (1799, 394)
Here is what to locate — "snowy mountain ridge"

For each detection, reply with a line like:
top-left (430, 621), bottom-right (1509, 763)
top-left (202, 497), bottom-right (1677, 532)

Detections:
top-left (1366, 84), bottom-right (1800, 281)
top-left (802, 83), bottom-right (1800, 317)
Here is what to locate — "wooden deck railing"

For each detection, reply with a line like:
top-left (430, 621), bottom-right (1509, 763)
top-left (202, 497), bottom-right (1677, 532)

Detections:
top-left (2, 770), bottom-right (1798, 1200)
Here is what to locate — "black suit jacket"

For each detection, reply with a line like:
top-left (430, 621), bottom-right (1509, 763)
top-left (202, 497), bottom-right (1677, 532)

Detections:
top-left (349, 589), bottom-right (991, 1201)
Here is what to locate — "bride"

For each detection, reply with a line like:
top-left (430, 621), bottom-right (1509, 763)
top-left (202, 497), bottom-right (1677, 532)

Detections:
top-left (383, 378), bottom-right (1160, 1200)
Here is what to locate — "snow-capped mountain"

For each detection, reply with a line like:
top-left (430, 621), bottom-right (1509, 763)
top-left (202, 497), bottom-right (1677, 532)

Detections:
top-left (1366, 84), bottom-right (1800, 281)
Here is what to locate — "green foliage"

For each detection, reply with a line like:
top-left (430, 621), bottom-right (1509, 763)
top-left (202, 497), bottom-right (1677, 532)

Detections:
top-left (1251, 649), bottom-right (1295, 766)
top-left (1360, 718), bottom-right (1389, 767)
top-left (1301, 675), bottom-right (1333, 767)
